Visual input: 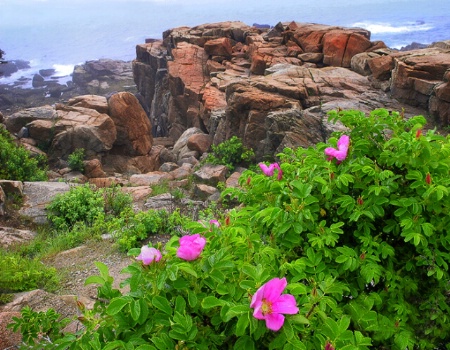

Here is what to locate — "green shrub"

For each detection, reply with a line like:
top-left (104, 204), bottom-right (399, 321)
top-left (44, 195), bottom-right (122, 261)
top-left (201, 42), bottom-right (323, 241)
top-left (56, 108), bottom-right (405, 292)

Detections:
top-left (0, 125), bottom-right (47, 181)
top-left (0, 249), bottom-right (59, 293)
top-left (46, 184), bottom-right (104, 230)
top-left (67, 148), bottom-right (85, 172)
top-left (203, 136), bottom-right (254, 172)
top-left (102, 184), bottom-right (133, 217)
top-left (111, 209), bottom-right (186, 251)
top-left (7, 306), bottom-right (70, 346)
top-left (14, 109), bottom-right (450, 349)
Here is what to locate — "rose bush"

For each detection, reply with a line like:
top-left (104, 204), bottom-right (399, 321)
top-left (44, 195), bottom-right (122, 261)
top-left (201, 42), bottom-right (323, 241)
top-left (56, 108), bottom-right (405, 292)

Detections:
top-left (10, 109), bottom-right (450, 349)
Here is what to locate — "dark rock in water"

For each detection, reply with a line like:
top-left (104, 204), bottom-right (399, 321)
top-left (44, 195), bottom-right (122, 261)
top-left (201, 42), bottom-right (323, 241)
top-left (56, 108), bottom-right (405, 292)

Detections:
top-left (0, 59), bottom-right (30, 77)
top-left (400, 42), bottom-right (428, 51)
top-left (39, 68), bottom-right (56, 77)
top-left (32, 74), bottom-right (45, 88)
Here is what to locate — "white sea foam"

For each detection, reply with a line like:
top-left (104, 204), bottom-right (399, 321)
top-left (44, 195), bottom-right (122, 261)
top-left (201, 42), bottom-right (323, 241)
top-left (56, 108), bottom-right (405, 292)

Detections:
top-left (352, 21), bottom-right (433, 35)
top-left (52, 63), bottom-right (75, 77)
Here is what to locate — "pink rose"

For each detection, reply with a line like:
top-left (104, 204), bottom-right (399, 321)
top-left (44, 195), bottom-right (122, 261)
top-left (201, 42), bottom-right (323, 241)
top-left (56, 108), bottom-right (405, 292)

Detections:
top-left (136, 246), bottom-right (162, 265)
top-left (250, 277), bottom-right (299, 331)
top-left (176, 234), bottom-right (206, 261)
top-left (259, 162), bottom-right (283, 180)
top-left (325, 135), bottom-right (350, 162)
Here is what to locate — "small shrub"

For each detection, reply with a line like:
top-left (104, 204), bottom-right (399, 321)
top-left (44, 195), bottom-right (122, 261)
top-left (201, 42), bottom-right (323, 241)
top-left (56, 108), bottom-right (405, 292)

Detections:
top-left (203, 136), bottom-right (254, 172)
top-left (103, 185), bottom-right (133, 217)
top-left (67, 148), bottom-right (85, 172)
top-left (0, 125), bottom-right (47, 181)
top-left (0, 249), bottom-right (59, 293)
top-left (46, 184), bottom-right (104, 230)
top-left (7, 306), bottom-right (70, 346)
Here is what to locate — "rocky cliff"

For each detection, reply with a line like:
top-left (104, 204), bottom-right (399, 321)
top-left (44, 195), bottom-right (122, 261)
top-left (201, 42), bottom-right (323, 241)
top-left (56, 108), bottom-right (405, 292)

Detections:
top-left (133, 21), bottom-right (450, 159)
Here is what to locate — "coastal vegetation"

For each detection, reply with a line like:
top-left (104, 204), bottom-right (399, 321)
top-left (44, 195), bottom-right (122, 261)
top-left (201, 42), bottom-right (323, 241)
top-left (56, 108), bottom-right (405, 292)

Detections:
top-left (7, 108), bottom-right (450, 349)
top-left (0, 125), bottom-right (47, 181)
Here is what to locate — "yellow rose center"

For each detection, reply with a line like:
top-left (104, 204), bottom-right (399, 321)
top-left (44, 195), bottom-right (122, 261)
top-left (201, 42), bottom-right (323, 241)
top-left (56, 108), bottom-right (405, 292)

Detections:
top-left (261, 299), bottom-right (273, 315)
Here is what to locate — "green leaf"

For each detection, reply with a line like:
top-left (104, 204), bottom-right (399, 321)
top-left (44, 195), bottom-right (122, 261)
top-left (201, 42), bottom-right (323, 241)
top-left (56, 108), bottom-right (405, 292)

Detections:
top-left (201, 296), bottom-right (225, 309)
top-left (234, 335), bottom-right (255, 350)
top-left (94, 262), bottom-right (110, 280)
top-left (130, 299), bottom-right (141, 321)
top-left (106, 296), bottom-right (132, 315)
top-left (175, 296), bottom-right (186, 314)
top-left (290, 314), bottom-right (310, 325)
top-left (177, 263), bottom-right (198, 278)
top-left (224, 305), bottom-right (251, 321)
top-left (103, 340), bottom-right (125, 350)
top-left (84, 275), bottom-right (105, 286)
top-left (135, 345), bottom-right (157, 350)
top-left (235, 313), bottom-right (250, 336)
top-left (138, 298), bottom-right (149, 325)
top-left (152, 295), bottom-right (173, 315)
top-left (187, 289), bottom-right (198, 308)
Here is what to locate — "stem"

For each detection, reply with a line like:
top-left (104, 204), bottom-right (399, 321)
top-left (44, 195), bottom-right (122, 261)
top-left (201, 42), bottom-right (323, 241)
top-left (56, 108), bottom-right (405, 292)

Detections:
top-left (306, 303), bottom-right (318, 319)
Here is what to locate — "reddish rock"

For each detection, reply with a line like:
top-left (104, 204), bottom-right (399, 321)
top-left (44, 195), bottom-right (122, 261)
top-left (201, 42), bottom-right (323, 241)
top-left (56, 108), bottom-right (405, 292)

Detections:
top-left (225, 171), bottom-right (242, 188)
top-left (49, 105), bottom-right (117, 160)
top-left (250, 53), bottom-right (267, 75)
top-left (89, 177), bottom-right (123, 188)
top-left (193, 164), bottom-right (228, 186)
top-left (83, 158), bottom-right (107, 178)
top-left (204, 37), bottom-right (233, 58)
top-left (133, 21), bottom-right (442, 160)
top-left (4, 105), bottom-right (57, 134)
top-left (108, 92), bottom-right (153, 156)
top-left (67, 95), bottom-right (109, 114)
top-left (323, 31), bottom-right (372, 67)
top-left (187, 133), bottom-right (212, 153)
top-left (0, 312), bottom-right (22, 349)
top-left (368, 54), bottom-right (395, 80)
top-left (129, 172), bottom-right (173, 186)
top-left (194, 183), bottom-right (219, 200)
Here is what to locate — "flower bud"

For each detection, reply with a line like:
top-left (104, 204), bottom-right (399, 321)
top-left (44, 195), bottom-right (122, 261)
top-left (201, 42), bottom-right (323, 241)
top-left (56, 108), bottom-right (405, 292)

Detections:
top-left (325, 341), bottom-right (335, 350)
top-left (416, 129), bottom-right (422, 139)
top-left (425, 172), bottom-right (432, 185)
top-left (357, 196), bottom-right (364, 206)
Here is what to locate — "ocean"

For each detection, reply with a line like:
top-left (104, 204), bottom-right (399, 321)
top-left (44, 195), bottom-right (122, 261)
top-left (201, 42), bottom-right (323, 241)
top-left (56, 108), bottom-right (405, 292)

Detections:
top-left (1, 0), bottom-right (449, 86)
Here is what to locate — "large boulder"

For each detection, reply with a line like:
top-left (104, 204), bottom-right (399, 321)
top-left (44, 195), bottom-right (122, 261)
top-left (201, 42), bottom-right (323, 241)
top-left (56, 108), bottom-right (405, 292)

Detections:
top-left (48, 105), bottom-right (117, 160)
top-left (19, 182), bottom-right (73, 225)
top-left (108, 92), bottom-right (153, 156)
top-left (4, 105), bottom-right (57, 134)
top-left (67, 95), bottom-right (109, 114)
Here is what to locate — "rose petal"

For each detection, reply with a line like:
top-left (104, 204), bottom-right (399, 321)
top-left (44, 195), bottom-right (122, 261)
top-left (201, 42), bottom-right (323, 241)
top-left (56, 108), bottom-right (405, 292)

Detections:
top-left (272, 294), bottom-right (299, 315)
top-left (263, 277), bottom-right (287, 302)
top-left (265, 313), bottom-right (285, 331)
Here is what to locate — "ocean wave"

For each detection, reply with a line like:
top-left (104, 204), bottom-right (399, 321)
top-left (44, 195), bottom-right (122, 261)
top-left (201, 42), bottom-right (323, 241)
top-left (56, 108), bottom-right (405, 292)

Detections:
top-left (52, 64), bottom-right (75, 77)
top-left (352, 21), bottom-right (433, 34)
